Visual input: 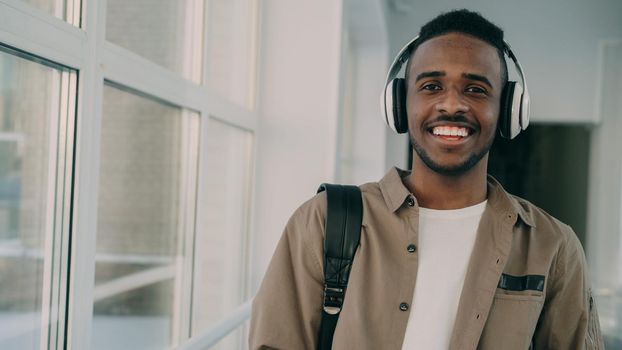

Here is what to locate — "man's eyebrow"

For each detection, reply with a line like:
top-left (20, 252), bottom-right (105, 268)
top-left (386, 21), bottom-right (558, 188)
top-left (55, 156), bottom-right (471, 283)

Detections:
top-left (462, 73), bottom-right (493, 88)
top-left (415, 71), bottom-right (445, 82)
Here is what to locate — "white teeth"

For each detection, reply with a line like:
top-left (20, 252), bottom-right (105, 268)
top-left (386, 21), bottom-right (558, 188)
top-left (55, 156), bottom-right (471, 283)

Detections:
top-left (432, 126), bottom-right (469, 137)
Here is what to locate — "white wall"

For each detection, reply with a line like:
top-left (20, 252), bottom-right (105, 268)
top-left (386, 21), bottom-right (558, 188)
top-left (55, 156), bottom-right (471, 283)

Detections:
top-left (587, 41), bottom-right (622, 335)
top-left (347, 43), bottom-right (390, 184)
top-left (250, 0), bottom-right (344, 291)
top-left (249, 0), bottom-right (401, 293)
top-left (337, 0), bottom-right (396, 184)
top-left (383, 0), bottom-right (622, 124)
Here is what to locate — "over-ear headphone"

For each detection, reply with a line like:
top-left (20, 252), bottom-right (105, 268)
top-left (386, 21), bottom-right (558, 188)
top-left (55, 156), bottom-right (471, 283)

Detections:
top-left (381, 35), bottom-right (530, 139)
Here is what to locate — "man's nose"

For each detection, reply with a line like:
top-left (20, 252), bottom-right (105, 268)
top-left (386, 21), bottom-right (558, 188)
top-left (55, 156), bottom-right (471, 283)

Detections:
top-left (435, 88), bottom-right (469, 115)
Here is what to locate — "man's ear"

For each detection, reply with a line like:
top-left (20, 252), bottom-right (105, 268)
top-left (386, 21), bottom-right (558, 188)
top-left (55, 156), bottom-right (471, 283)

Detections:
top-left (392, 78), bottom-right (409, 134)
top-left (497, 82), bottom-right (515, 139)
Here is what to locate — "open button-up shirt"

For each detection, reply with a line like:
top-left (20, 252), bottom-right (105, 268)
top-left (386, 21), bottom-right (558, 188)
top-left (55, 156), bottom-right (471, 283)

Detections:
top-left (250, 168), bottom-right (603, 349)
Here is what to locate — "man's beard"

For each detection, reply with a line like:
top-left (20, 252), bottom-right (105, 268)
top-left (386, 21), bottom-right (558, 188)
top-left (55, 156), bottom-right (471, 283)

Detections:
top-left (409, 133), bottom-right (494, 177)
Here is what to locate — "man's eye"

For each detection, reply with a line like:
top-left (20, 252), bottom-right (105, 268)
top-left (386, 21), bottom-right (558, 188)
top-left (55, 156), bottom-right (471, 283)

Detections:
top-left (466, 86), bottom-right (487, 94)
top-left (421, 83), bottom-right (441, 91)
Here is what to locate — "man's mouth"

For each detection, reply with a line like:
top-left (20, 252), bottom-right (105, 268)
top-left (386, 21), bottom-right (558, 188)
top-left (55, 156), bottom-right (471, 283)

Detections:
top-left (428, 125), bottom-right (474, 141)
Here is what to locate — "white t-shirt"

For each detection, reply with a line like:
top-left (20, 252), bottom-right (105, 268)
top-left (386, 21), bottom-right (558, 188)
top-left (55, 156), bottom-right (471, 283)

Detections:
top-left (401, 200), bottom-right (487, 350)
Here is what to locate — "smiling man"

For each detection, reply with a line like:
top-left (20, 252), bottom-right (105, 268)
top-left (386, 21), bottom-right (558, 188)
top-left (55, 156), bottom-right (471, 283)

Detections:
top-left (250, 9), bottom-right (603, 350)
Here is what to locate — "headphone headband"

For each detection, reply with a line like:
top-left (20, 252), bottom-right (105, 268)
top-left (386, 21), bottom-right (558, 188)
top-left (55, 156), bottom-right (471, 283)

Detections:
top-left (385, 35), bottom-right (420, 85)
top-left (504, 43), bottom-right (530, 129)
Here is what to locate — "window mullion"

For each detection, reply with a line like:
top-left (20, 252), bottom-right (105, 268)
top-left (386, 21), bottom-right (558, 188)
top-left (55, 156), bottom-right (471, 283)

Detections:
top-left (65, 0), bottom-right (106, 349)
top-left (176, 112), bottom-right (201, 344)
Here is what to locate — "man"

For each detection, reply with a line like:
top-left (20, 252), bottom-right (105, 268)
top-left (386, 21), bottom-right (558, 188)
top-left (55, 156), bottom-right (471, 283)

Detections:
top-left (250, 9), bottom-right (603, 350)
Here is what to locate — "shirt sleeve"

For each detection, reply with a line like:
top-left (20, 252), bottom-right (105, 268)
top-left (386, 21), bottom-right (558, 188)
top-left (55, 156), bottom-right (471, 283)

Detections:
top-left (249, 194), bottom-right (326, 350)
top-left (532, 226), bottom-right (604, 350)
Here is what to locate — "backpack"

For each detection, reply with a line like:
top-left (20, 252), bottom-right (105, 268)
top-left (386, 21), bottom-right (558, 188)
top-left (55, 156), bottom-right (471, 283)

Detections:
top-left (316, 184), bottom-right (363, 350)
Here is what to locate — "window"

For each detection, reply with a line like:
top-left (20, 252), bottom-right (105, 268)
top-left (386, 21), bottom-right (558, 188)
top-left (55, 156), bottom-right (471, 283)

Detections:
top-left (19, 0), bottom-right (80, 24)
top-left (92, 84), bottom-right (199, 349)
top-left (105, 0), bottom-right (204, 82)
top-left (191, 117), bottom-right (254, 349)
top-left (0, 46), bottom-right (77, 349)
top-left (205, 0), bottom-right (259, 108)
top-left (0, 0), bottom-right (260, 348)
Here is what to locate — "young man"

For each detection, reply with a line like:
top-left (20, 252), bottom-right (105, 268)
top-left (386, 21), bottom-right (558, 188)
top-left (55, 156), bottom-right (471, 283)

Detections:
top-left (250, 10), bottom-right (603, 350)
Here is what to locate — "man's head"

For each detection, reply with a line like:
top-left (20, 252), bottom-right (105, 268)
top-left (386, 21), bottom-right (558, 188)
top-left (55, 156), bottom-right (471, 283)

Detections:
top-left (405, 10), bottom-right (508, 90)
top-left (406, 10), bottom-right (508, 177)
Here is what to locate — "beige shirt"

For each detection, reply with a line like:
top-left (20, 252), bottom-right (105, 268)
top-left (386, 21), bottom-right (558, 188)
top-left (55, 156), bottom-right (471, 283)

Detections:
top-left (250, 168), bottom-right (603, 350)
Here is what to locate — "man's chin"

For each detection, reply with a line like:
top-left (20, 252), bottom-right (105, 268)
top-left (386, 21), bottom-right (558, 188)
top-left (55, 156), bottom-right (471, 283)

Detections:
top-left (414, 148), bottom-right (488, 177)
top-left (411, 136), bottom-right (492, 177)
top-left (424, 162), bottom-right (478, 177)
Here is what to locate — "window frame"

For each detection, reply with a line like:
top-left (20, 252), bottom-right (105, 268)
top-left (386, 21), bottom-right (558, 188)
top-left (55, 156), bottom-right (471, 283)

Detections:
top-left (0, 42), bottom-right (78, 350)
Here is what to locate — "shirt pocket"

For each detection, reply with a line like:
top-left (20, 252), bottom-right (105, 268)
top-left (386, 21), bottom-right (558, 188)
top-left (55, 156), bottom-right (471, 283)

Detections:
top-left (477, 291), bottom-right (544, 350)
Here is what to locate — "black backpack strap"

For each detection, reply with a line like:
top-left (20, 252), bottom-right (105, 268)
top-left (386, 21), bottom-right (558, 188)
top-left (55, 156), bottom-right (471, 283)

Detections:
top-left (316, 183), bottom-right (363, 350)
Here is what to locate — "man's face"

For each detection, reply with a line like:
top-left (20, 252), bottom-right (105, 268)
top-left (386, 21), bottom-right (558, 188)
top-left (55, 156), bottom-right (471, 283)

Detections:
top-left (406, 32), bottom-right (502, 176)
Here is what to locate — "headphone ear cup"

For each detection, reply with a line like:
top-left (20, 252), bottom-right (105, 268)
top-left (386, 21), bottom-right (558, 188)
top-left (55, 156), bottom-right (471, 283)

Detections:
top-left (392, 78), bottom-right (408, 134)
top-left (499, 82), bottom-right (516, 139)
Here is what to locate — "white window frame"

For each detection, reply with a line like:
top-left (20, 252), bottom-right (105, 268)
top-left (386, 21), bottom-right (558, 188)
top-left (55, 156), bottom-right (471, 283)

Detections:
top-left (0, 42), bottom-right (77, 350)
top-left (0, 0), bottom-right (261, 348)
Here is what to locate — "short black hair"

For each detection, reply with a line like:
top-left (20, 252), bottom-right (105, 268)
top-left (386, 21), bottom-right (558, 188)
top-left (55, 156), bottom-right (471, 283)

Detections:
top-left (404, 9), bottom-right (508, 88)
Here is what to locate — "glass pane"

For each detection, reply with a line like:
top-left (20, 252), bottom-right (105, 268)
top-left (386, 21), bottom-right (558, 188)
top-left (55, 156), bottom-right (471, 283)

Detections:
top-left (91, 280), bottom-right (174, 349)
top-left (191, 118), bottom-right (253, 349)
top-left (106, 0), bottom-right (203, 82)
top-left (20, 0), bottom-right (79, 25)
top-left (206, 0), bottom-right (258, 108)
top-left (93, 84), bottom-right (198, 350)
top-left (0, 48), bottom-right (74, 349)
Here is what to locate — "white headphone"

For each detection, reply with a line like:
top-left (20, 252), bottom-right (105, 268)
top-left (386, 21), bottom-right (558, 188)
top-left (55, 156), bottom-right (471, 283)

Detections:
top-left (381, 35), bottom-right (530, 139)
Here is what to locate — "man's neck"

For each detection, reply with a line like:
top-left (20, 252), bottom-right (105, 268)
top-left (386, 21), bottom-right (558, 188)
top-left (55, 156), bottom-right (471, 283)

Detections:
top-left (403, 157), bottom-right (488, 210)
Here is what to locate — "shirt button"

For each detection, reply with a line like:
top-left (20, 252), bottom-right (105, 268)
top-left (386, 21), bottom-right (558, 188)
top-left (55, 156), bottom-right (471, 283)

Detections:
top-left (406, 196), bottom-right (415, 207)
top-left (407, 244), bottom-right (417, 253)
top-left (399, 302), bottom-right (409, 311)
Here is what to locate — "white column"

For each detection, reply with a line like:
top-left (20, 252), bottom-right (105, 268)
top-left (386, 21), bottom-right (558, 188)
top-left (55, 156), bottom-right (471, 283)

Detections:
top-left (587, 40), bottom-right (622, 334)
top-left (250, 0), bottom-right (344, 291)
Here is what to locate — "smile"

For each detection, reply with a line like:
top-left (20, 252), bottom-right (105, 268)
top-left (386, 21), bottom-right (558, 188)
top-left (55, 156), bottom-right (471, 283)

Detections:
top-left (428, 125), bottom-right (474, 141)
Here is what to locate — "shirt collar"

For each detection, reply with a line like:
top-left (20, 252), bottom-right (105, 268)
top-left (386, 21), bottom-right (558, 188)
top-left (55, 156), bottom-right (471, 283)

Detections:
top-left (486, 174), bottom-right (536, 227)
top-left (379, 167), bottom-right (413, 212)
top-left (378, 167), bottom-right (535, 227)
